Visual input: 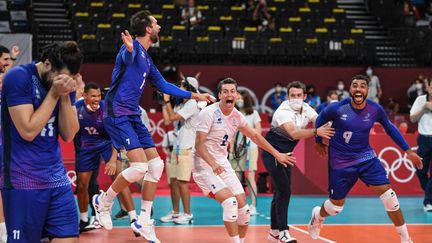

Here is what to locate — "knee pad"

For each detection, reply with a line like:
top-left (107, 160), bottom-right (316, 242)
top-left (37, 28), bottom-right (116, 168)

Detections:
top-left (221, 197), bottom-right (238, 222)
top-left (237, 205), bottom-right (250, 226)
top-left (380, 189), bottom-right (400, 212)
top-left (323, 199), bottom-right (344, 216)
top-left (122, 162), bottom-right (148, 183)
top-left (144, 157), bottom-right (164, 183)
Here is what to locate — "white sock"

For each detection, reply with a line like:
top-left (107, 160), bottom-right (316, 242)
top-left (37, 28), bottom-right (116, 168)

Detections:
top-left (315, 207), bottom-right (325, 221)
top-left (138, 200), bottom-right (153, 223)
top-left (103, 187), bottom-right (118, 202)
top-left (396, 224), bottom-right (410, 241)
top-left (230, 235), bottom-right (241, 243)
top-left (0, 222), bottom-right (6, 235)
top-left (128, 210), bottom-right (137, 221)
top-left (80, 212), bottom-right (88, 222)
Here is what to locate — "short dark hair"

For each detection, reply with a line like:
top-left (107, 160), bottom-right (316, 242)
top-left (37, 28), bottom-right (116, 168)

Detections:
top-left (286, 81), bottom-right (306, 94)
top-left (217, 77), bottom-right (237, 93)
top-left (0, 45), bottom-right (9, 56)
top-left (239, 90), bottom-right (254, 115)
top-left (130, 10), bottom-right (152, 37)
top-left (39, 41), bottom-right (83, 74)
top-left (84, 82), bottom-right (100, 93)
top-left (351, 74), bottom-right (370, 85)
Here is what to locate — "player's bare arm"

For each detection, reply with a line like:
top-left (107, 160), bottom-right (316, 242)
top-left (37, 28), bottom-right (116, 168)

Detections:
top-left (238, 125), bottom-right (296, 167)
top-left (282, 121), bottom-right (335, 140)
top-left (195, 131), bottom-right (225, 175)
top-left (8, 74), bottom-right (75, 141)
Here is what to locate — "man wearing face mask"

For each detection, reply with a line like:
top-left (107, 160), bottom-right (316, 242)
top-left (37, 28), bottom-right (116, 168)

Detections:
top-left (305, 84), bottom-right (321, 109)
top-left (1, 41), bottom-right (83, 242)
top-left (408, 79), bottom-right (426, 107)
top-left (365, 66), bottom-right (382, 103)
top-left (316, 90), bottom-right (339, 114)
top-left (335, 80), bottom-right (349, 100)
top-left (410, 79), bottom-right (432, 212)
top-left (270, 82), bottom-right (287, 112)
top-left (262, 81), bottom-right (335, 243)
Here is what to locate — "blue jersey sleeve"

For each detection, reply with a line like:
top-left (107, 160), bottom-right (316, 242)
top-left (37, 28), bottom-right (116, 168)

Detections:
top-left (148, 63), bottom-right (192, 99)
top-left (377, 105), bottom-right (410, 151)
top-left (3, 67), bottom-right (33, 107)
top-left (69, 91), bottom-right (76, 105)
top-left (75, 99), bottom-right (84, 109)
top-left (315, 102), bottom-right (337, 143)
top-left (120, 44), bottom-right (136, 65)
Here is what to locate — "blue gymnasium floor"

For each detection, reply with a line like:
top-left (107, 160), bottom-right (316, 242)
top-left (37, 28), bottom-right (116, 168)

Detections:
top-left (110, 195), bottom-right (432, 226)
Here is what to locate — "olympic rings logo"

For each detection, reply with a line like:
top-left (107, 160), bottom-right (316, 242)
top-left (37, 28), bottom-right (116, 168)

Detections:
top-left (148, 118), bottom-right (166, 147)
top-left (378, 146), bottom-right (417, 183)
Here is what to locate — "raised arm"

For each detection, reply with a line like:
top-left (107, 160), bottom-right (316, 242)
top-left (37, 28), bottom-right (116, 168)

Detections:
top-left (58, 93), bottom-right (79, 142)
top-left (120, 30), bottom-right (136, 65)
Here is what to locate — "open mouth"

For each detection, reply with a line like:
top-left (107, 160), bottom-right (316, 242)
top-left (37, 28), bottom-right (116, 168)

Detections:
top-left (353, 93), bottom-right (364, 103)
top-left (226, 99), bottom-right (234, 105)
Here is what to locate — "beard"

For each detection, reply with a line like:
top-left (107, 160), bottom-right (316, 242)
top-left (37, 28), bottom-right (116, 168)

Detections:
top-left (40, 71), bottom-right (53, 91)
top-left (150, 32), bottom-right (159, 43)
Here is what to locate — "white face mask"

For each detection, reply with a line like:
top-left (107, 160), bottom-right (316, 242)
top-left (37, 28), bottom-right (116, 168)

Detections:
top-left (416, 83), bottom-right (423, 90)
top-left (337, 84), bottom-right (344, 90)
top-left (289, 99), bottom-right (303, 111)
top-left (366, 68), bottom-right (373, 76)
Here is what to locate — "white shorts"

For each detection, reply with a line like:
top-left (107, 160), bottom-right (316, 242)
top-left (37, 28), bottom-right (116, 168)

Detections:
top-left (192, 169), bottom-right (245, 196)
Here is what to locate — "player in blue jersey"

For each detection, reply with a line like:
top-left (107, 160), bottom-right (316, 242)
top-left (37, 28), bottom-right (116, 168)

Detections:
top-left (1, 41), bottom-right (82, 242)
top-left (75, 82), bottom-right (136, 233)
top-left (308, 75), bottom-right (423, 243)
top-left (92, 10), bottom-right (214, 242)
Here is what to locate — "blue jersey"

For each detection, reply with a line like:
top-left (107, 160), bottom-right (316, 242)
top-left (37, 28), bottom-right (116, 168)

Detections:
top-left (1, 63), bottom-right (74, 189)
top-left (316, 98), bottom-right (409, 169)
top-left (76, 99), bottom-right (111, 150)
top-left (106, 40), bottom-right (192, 117)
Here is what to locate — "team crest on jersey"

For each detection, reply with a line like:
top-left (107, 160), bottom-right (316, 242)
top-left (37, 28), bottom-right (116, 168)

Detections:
top-left (78, 113), bottom-right (83, 119)
top-left (231, 118), bottom-right (238, 127)
top-left (340, 114), bottom-right (347, 120)
top-left (216, 117), bottom-right (222, 124)
top-left (363, 112), bottom-right (371, 122)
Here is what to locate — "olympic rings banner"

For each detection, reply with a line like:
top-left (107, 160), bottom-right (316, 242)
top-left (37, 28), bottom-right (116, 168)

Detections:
top-left (61, 113), bottom-right (423, 195)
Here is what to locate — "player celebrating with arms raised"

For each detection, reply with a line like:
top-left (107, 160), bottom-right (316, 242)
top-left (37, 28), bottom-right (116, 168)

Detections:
top-left (92, 10), bottom-right (213, 242)
top-left (194, 78), bottom-right (296, 243)
top-left (308, 75), bottom-right (423, 243)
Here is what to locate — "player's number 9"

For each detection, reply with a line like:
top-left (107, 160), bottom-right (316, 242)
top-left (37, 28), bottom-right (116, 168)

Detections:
top-left (343, 131), bottom-right (352, 144)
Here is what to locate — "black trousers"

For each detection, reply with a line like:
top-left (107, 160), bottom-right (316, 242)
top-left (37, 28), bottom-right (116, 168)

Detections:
top-left (262, 150), bottom-right (292, 231)
top-left (416, 134), bottom-right (432, 205)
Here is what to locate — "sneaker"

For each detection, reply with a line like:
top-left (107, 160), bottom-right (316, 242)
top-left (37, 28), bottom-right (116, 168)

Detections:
top-left (267, 230), bottom-right (279, 242)
top-left (131, 219), bottom-right (161, 243)
top-left (402, 238), bottom-right (413, 243)
top-left (92, 190), bottom-right (113, 230)
top-left (279, 230), bottom-right (297, 243)
top-left (249, 205), bottom-right (258, 216)
top-left (114, 209), bottom-right (129, 219)
top-left (423, 204), bottom-right (432, 212)
top-left (160, 211), bottom-right (181, 223)
top-left (79, 220), bottom-right (90, 233)
top-left (130, 219), bottom-right (140, 237)
top-left (87, 216), bottom-right (102, 230)
top-left (308, 206), bottom-right (323, 239)
top-left (174, 213), bottom-right (194, 224)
